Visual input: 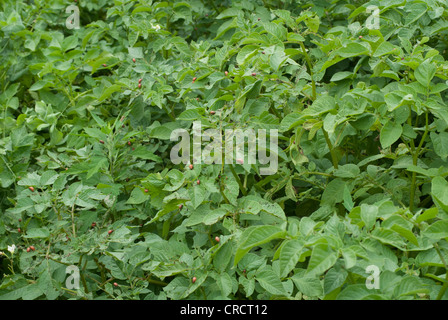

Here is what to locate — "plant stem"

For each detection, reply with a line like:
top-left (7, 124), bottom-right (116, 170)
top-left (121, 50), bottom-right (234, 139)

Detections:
top-left (219, 182), bottom-right (230, 204)
top-left (139, 273), bottom-right (168, 287)
top-left (303, 171), bottom-right (332, 177)
top-left (61, 287), bottom-right (78, 296)
top-left (47, 256), bottom-right (72, 266)
top-left (0, 155), bottom-right (16, 181)
top-left (322, 128), bottom-right (338, 169)
top-left (410, 111), bottom-right (429, 212)
top-left (79, 255), bottom-right (89, 294)
top-left (434, 243), bottom-right (448, 300)
top-left (71, 201), bottom-right (76, 238)
top-left (299, 41), bottom-right (316, 100)
top-left (416, 111), bottom-right (429, 156)
top-left (409, 170), bottom-right (417, 212)
top-left (94, 258), bottom-right (106, 283)
top-left (147, 278), bottom-right (168, 287)
top-left (200, 286), bottom-right (207, 299)
top-left (8, 255), bottom-right (15, 274)
top-left (270, 103), bottom-right (281, 118)
top-left (229, 164), bottom-right (248, 196)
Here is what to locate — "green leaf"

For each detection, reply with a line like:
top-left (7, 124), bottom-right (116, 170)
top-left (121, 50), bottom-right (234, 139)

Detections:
top-left (280, 112), bottom-right (302, 131)
top-left (37, 268), bottom-right (58, 299)
top-left (341, 247), bottom-right (357, 269)
top-left (416, 207), bottom-right (438, 223)
top-left (3, 82), bottom-right (20, 100)
top-left (291, 272), bottom-right (323, 297)
top-left (147, 200), bottom-right (183, 224)
top-left (303, 95), bottom-right (335, 117)
top-left (0, 164), bottom-right (14, 188)
top-left (29, 80), bottom-right (50, 92)
top-left (215, 17), bottom-right (238, 39)
top-left (371, 228), bottom-right (406, 249)
top-left (330, 71), bottom-right (353, 82)
top-left (163, 277), bottom-right (190, 299)
top-left (164, 169), bottom-right (185, 192)
top-left (423, 220), bottom-right (448, 240)
top-left (404, 3), bottom-right (428, 26)
top-left (49, 126), bottom-right (63, 146)
top-left (39, 171), bottom-right (59, 186)
top-left (306, 243), bottom-right (338, 277)
top-left (373, 41), bottom-right (397, 57)
top-left (98, 84), bottom-right (122, 102)
top-left (393, 276), bottom-right (429, 298)
top-left (189, 185), bottom-right (207, 209)
top-left (324, 267), bottom-right (348, 295)
top-left (234, 225), bottom-right (286, 266)
top-left (126, 187), bottom-right (149, 205)
top-left (149, 125), bottom-right (173, 140)
top-left (128, 47), bottom-right (143, 58)
top-left (299, 217), bottom-right (317, 237)
top-left (358, 154), bottom-right (386, 167)
top-left (84, 128), bottom-right (107, 141)
top-left (177, 109), bottom-right (201, 121)
top-left (0, 285), bottom-right (31, 300)
top-left (414, 60), bottom-right (436, 88)
top-left (430, 131), bottom-right (448, 161)
top-left (213, 242), bottom-right (234, 273)
top-left (99, 256), bottom-right (127, 280)
top-left (390, 225), bottom-right (419, 246)
top-left (263, 21), bottom-right (287, 41)
top-left (24, 227), bottom-right (50, 239)
top-left (321, 178), bottom-right (346, 206)
top-left (431, 176), bottom-right (448, 213)
top-left (255, 265), bottom-right (286, 296)
top-left (241, 80), bottom-right (263, 100)
top-left (405, 165), bottom-right (431, 177)
top-left (379, 70), bottom-right (400, 81)
top-left (337, 284), bottom-right (384, 300)
top-left (304, 15), bottom-right (320, 33)
top-left (131, 147), bottom-right (162, 162)
top-left (216, 7), bottom-right (241, 19)
top-left (334, 164), bottom-right (360, 178)
top-left (287, 33), bottom-right (305, 42)
top-left (235, 80), bottom-right (263, 113)
top-left (258, 198), bottom-right (287, 221)
top-left (415, 249), bottom-right (445, 267)
top-left (203, 209), bottom-right (228, 225)
top-left (278, 239), bottom-right (304, 278)
top-left (236, 45), bottom-right (259, 66)
top-left (21, 284), bottom-right (44, 300)
top-left (239, 276), bottom-right (255, 297)
top-left (361, 204), bottom-right (378, 231)
top-left (223, 176), bottom-right (240, 206)
top-left (183, 271), bottom-right (209, 297)
top-left (215, 272), bottom-right (233, 297)
top-left (285, 177), bottom-right (297, 201)
top-left (343, 185), bottom-right (354, 212)
top-left (86, 157), bottom-right (108, 179)
top-left (335, 42), bottom-right (369, 58)
top-left (62, 35), bottom-right (78, 52)
top-left (380, 120), bottom-right (402, 148)
top-left (17, 172), bottom-right (40, 187)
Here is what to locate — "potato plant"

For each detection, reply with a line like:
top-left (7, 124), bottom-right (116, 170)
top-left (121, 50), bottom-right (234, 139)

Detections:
top-left (1, 0), bottom-right (448, 300)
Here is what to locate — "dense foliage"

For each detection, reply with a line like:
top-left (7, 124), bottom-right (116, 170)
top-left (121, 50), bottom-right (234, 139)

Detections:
top-left (1, 0), bottom-right (448, 300)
